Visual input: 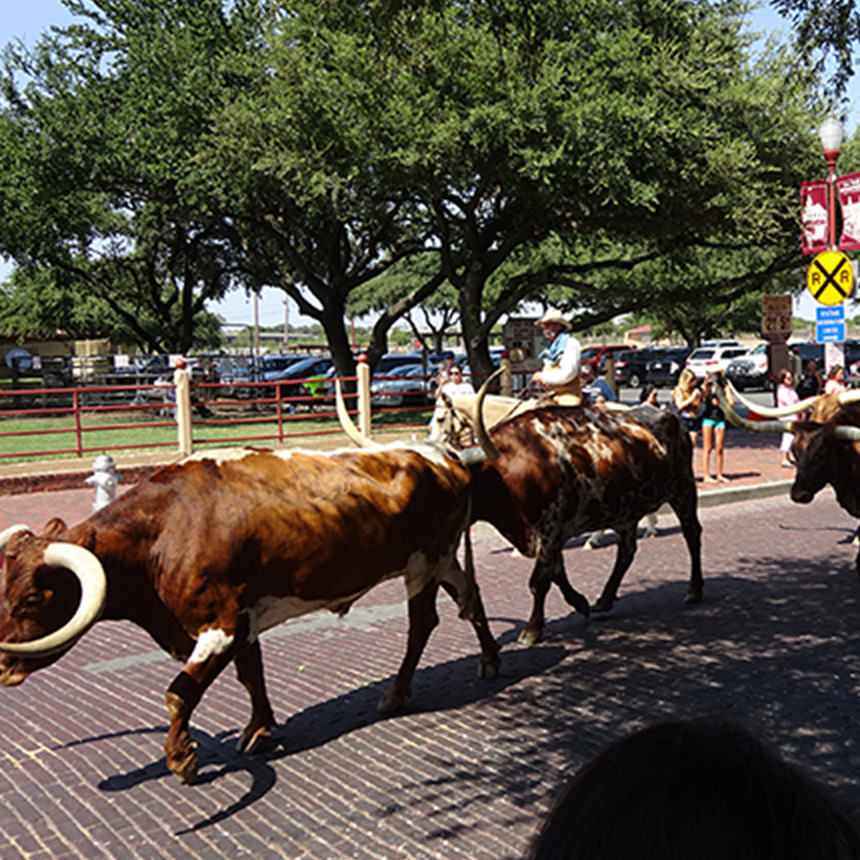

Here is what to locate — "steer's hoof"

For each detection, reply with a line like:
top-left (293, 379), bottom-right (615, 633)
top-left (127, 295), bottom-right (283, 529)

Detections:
top-left (684, 588), bottom-right (703, 605)
top-left (378, 688), bottom-right (405, 715)
top-left (237, 724), bottom-right (273, 755)
top-left (571, 594), bottom-right (591, 619)
top-left (517, 626), bottom-right (541, 647)
top-left (169, 751), bottom-right (199, 785)
top-left (479, 654), bottom-right (500, 680)
top-left (592, 597), bottom-right (613, 613)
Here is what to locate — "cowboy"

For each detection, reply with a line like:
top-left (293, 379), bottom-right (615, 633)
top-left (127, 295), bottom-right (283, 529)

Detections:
top-left (532, 308), bottom-right (582, 405)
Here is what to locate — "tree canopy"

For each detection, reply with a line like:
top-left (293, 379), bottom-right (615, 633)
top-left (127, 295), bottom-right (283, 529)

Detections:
top-left (0, 0), bottom-right (832, 364)
top-left (772, 0), bottom-right (860, 95)
top-left (0, 0), bottom-right (263, 351)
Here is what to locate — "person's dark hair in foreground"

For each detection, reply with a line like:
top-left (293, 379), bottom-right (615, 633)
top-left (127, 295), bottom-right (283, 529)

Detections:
top-left (530, 719), bottom-right (860, 859)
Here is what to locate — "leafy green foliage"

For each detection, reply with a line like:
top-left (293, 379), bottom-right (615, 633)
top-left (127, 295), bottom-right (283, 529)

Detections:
top-left (0, 0), bottom-right (265, 351)
top-left (0, 0), bottom-right (832, 365)
top-left (772, 0), bottom-right (860, 95)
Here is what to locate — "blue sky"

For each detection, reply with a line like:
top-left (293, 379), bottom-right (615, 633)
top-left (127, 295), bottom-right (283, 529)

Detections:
top-left (2, 1), bottom-right (859, 325)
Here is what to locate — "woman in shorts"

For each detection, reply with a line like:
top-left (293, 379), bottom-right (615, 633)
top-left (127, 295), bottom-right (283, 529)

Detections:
top-left (699, 376), bottom-right (733, 483)
top-left (671, 368), bottom-right (702, 445)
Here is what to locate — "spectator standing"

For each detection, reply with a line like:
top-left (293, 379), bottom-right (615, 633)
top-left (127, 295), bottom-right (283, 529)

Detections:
top-left (825, 364), bottom-right (848, 395)
top-left (776, 368), bottom-right (801, 467)
top-left (580, 363), bottom-right (616, 405)
top-left (795, 358), bottom-right (822, 400)
top-left (639, 384), bottom-right (659, 407)
top-left (671, 368), bottom-right (702, 445)
top-left (435, 365), bottom-right (474, 400)
top-left (700, 376), bottom-right (733, 483)
top-left (532, 308), bottom-right (582, 405)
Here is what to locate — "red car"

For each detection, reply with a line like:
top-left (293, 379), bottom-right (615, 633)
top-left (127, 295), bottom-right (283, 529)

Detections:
top-left (580, 344), bottom-right (634, 373)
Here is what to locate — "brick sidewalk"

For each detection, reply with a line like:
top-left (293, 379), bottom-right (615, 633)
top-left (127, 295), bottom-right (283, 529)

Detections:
top-left (0, 492), bottom-right (858, 858)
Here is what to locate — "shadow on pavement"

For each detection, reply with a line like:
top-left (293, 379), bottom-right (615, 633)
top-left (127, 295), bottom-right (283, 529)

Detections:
top-left (88, 644), bottom-right (567, 833)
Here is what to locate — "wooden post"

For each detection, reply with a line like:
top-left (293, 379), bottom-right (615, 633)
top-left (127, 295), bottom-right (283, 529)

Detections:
top-left (500, 356), bottom-right (513, 396)
top-left (357, 360), bottom-right (371, 437)
top-left (174, 367), bottom-right (193, 456)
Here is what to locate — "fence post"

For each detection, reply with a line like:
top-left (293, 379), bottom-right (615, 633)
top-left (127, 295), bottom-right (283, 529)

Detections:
top-left (174, 366), bottom-right (193, 456)
top-left (357, 359), bottom-right (371, 437)
top-left (500, 355), bottom-right (513, 396)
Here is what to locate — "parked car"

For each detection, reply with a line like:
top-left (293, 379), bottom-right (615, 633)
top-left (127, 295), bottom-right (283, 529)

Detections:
top-left (685, 344), bottom-right (749, 380)
top-left (790, 342), bottom-right (824, 371)
top-left (645, 347), bottom-right (692, 387)
top-left (613, 347), bottom-right (667, 389)
top-left (580, 344), bottom-right (633, 373)
top-left (369, 353), bottom-right (428, 376)
top-left (259, 354), bottom-right (310, 381)
top-left (701, 338), bottom-right (742, 349)
top-left (725, 343), bottom-right (769, 391)
top-left (790, 341), bottom-right (860, 381)
top-left (845, 340), bottom-right (860, 380)
top-left (370, 365), bottom-right (434, 407)
top-left (266, 355), bottom-right (334, 400)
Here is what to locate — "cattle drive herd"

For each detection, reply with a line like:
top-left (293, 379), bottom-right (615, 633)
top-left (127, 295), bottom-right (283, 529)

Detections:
top-left (0, 369), bottom-right (856, 787)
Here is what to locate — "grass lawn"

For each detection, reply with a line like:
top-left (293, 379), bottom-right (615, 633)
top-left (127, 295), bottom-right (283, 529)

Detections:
top-left (0, 398), bottom-right (433, 463)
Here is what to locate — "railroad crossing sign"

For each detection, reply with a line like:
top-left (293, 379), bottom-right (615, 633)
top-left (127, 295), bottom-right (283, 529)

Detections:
top-left (806, 250), bottom-right (854, 305)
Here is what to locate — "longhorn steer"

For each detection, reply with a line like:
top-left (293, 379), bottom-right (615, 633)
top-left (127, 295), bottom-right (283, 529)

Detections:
top-left (714, 375), bottom-right (860, 570)
top-left (0, 439), bottom-right (500, 784)
top-left (344, 392), bottom-right (703, 645)
top-left (466, 404), bottom-right (703, 643)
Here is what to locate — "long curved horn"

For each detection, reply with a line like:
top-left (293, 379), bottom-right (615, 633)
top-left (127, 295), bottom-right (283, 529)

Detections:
top-left (459, 369), bottom-right (502, 464)
top-left (833, 425), bottom-right (860, 442)
top-left (724, 379), bottom-right (820, 418)
top-left (837, 389), bottom-right (860, 407)
top-left (0, 525), bottom-right (29, 553)
top-left (335, 379), bottom-right (377, 448)
top-left (710, 375), bottom-right (793, 434)
top-left (0, 542), bottom-right (107, 657)
top-left (336, 368), bottom-right (501, 462)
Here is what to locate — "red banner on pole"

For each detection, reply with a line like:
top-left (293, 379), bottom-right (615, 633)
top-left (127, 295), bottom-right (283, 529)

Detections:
top-left (837, 171), bottom-right (860, 251)
top-left (800, 180), bottom-right (829, 254)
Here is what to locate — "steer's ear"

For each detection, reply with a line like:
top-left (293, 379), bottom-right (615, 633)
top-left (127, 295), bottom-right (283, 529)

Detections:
top-left (42, 518), bottom-right (68, 539)
top-left (79, 526), bottom-right (97, 552)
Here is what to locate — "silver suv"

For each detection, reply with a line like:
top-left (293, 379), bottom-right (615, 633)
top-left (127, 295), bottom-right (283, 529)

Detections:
top-left (685, 345), bottom-right (749, 379)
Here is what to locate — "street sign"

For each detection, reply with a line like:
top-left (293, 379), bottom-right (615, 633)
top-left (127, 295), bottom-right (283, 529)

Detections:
top-left (761, 294), bottom-right (792, 337)
top-left (806, 250), bottom-right (854, 305)
top-left (816, 305), bottom-right (845, 343)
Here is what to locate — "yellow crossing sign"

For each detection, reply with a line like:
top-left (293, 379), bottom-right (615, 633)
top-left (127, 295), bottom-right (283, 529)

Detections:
top-left (807, 250), bottom-right (853, 305)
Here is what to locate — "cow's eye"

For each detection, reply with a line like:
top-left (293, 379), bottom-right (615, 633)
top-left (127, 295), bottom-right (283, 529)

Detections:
top-left (18, 593), bottom-right (44, 616)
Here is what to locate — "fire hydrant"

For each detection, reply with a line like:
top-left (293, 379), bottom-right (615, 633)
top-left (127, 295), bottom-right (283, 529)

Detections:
top-left (85, 454), bottom-right (121, 512)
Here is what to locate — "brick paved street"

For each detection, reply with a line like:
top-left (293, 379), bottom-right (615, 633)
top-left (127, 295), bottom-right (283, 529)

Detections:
top-left (0, 461), bottom-right (859, 858)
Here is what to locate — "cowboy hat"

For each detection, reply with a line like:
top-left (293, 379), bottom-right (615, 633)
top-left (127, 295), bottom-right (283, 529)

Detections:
top-left (535, 308), bottom-right (572, 330)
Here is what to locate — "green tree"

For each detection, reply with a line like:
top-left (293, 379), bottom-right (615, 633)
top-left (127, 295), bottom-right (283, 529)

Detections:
top-left (376, 0), bottom-right (822, 373)
top-left (0, 0), bottom-right (262, 352)
top-left (771, 0), bottom-right (859, 94)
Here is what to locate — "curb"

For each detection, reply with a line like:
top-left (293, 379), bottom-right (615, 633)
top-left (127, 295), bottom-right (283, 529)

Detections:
top-left (696, 478), bottom-right (793, 508)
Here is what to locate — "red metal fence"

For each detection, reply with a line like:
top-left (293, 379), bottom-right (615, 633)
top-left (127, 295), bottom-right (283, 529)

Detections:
top-left (0, 372), bottom-right (436, 464)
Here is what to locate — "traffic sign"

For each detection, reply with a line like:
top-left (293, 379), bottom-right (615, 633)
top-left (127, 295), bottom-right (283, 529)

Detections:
top-left (761, 294), bottom-right (792, 337)
top-left (807, 250), bottom-right (854, 305)
top-left (816, 304), bottom-right (845, 342)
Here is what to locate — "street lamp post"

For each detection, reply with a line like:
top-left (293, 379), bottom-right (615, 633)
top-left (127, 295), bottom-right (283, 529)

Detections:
top-left (819, 116), bottom-right (843, 249)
